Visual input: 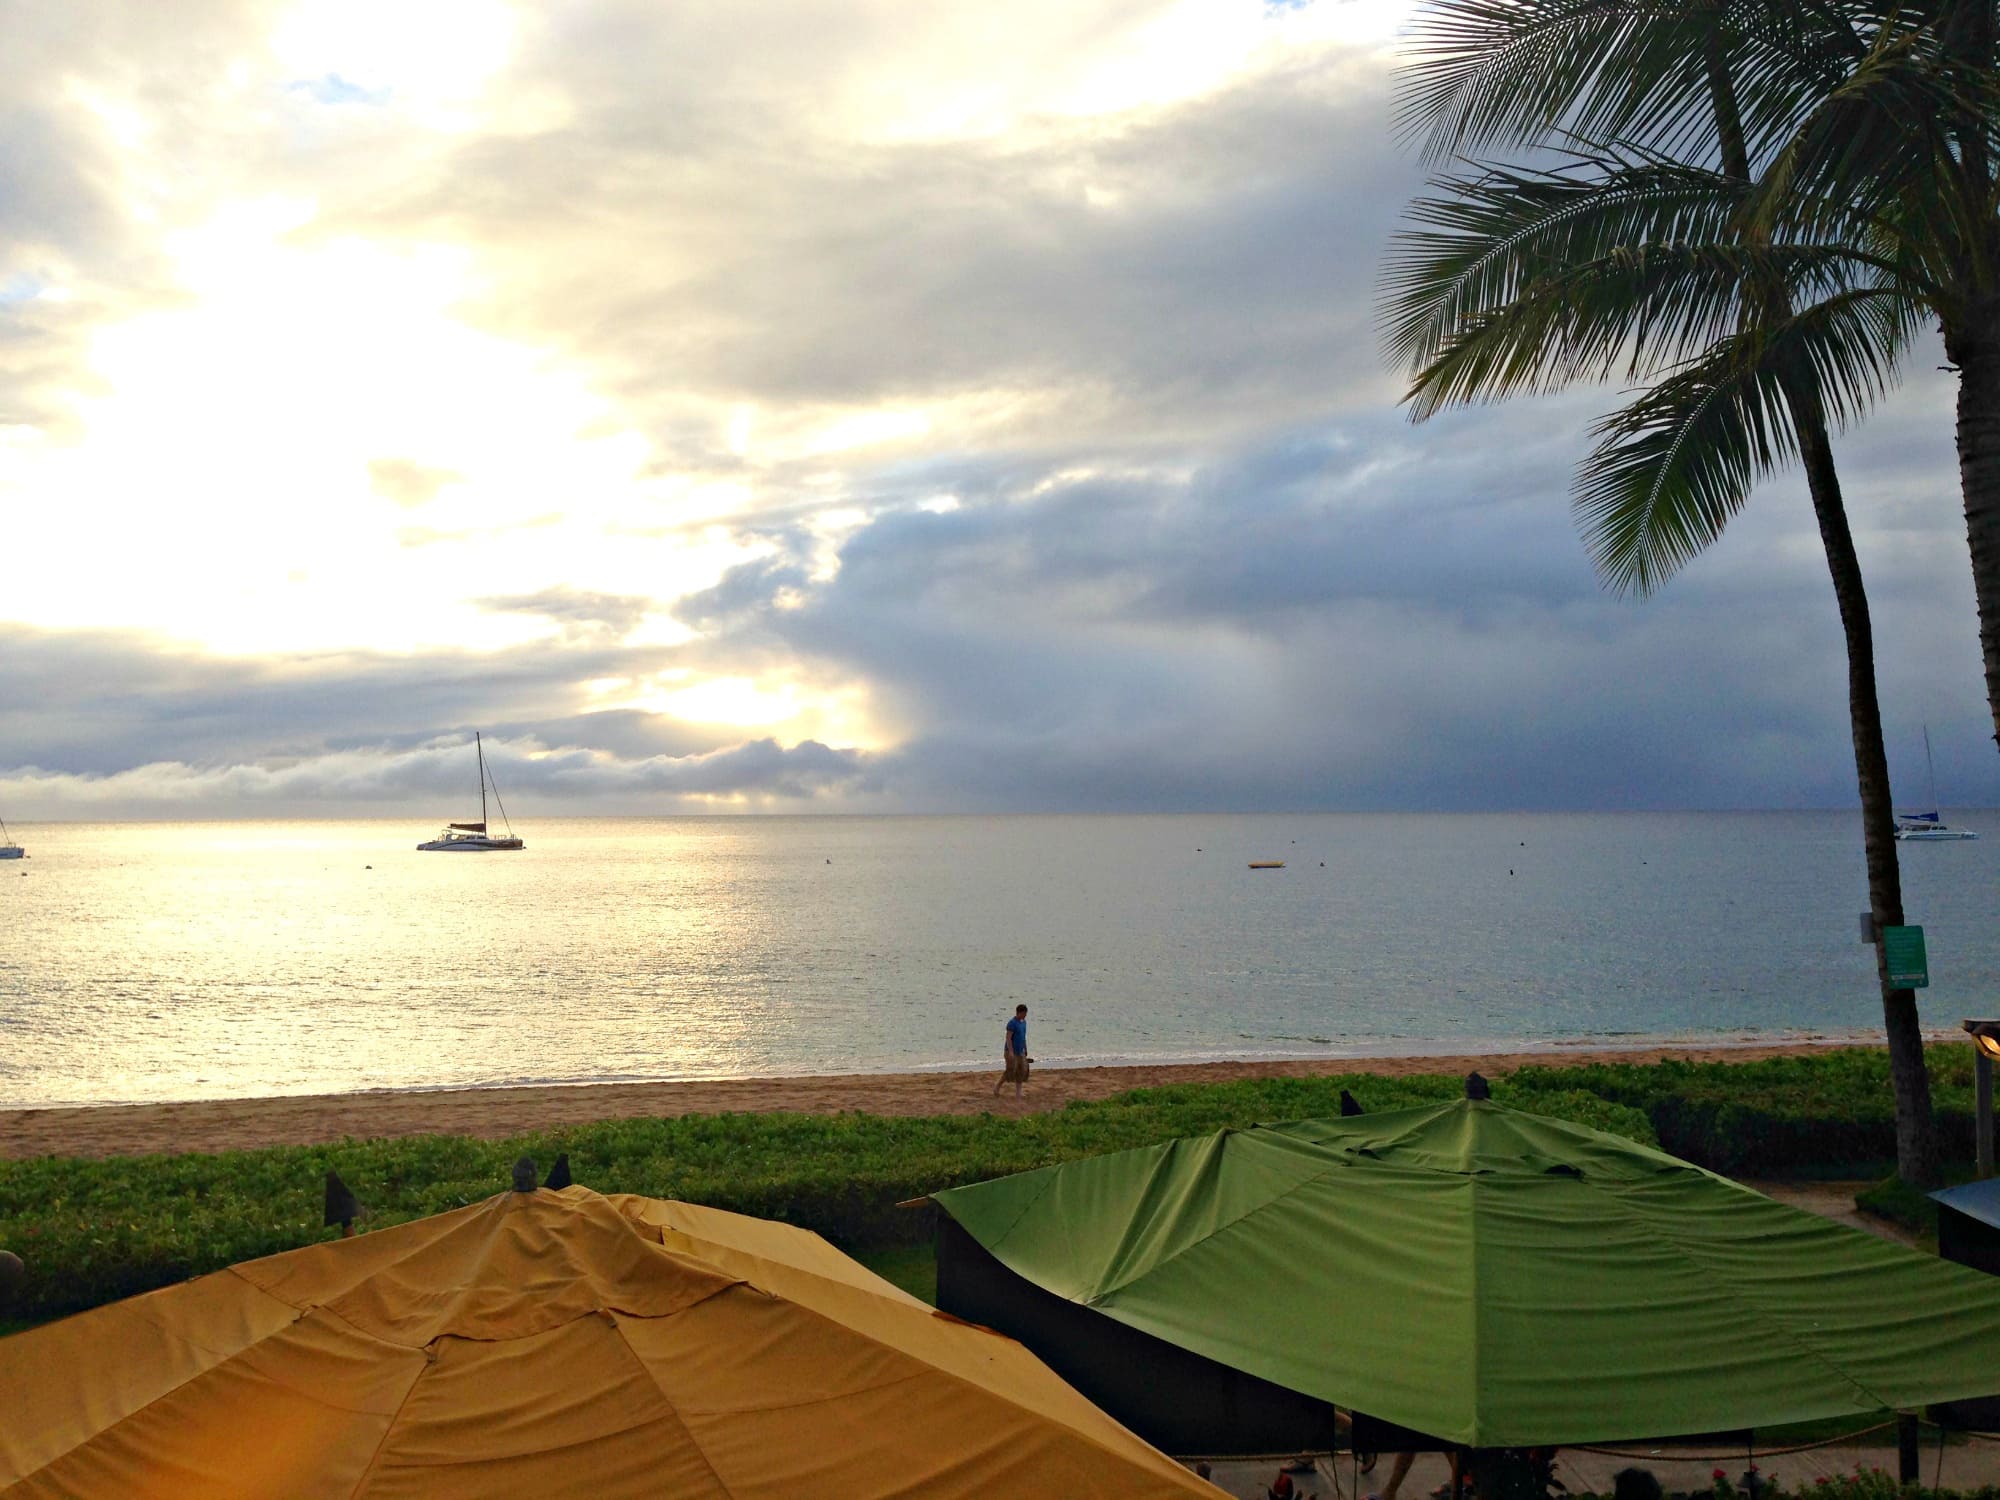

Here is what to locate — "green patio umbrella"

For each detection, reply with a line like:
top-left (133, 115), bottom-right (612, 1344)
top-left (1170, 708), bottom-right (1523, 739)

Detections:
top-left (932, 1099), bottom-right (2000, 1448)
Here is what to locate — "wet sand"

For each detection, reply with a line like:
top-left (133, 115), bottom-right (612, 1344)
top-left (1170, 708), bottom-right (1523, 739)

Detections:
top-left (0, 1041), bottom-right (1894, 1160)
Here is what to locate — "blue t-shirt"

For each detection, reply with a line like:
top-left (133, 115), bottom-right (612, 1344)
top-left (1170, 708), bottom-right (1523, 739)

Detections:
top-left (1005, 1016), bottom-right (1028, 1056)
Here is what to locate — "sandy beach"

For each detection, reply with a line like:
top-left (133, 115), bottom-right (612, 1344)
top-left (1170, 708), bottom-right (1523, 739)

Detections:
top-left (0, 1041), bottom-right (1892, 1160)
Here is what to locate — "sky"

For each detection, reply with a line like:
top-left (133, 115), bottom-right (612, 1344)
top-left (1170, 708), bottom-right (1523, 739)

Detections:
top-left (0, 0), bottom-right (1991, 818)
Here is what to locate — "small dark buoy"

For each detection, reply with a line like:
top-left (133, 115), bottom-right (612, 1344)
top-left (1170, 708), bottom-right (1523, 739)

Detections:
top-left (1319, 861), bottom-right (1324, 867)
top-left (364, 864), bottom-right (372, 870)
top-left (1509, 869), bottom-right (1514, 875)
top-left (1520, 841), bottom-right (1525, 847)
top-left (1465, 1071), bottom-right (1492, 1101)
top-left (1338, 1089), bottom-right (1364, 1117)
top-left (512, 1156), bottom-right (538, 1192)
top-left (544, 1152), bottom-right (572, 1190)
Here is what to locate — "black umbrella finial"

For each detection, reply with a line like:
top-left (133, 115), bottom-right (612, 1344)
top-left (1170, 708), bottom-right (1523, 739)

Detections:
top-left (1339, 1089), bottom-right (1364, 1117)
top-left (544, 1153), bottom-right (572, 1191)
top-left (324, 1171), bottom-right (362, 1235)
top-left (512, 1156), bottom-right (538, 1193)
top-left (1465, 1071), bottom-right (1492, 1101)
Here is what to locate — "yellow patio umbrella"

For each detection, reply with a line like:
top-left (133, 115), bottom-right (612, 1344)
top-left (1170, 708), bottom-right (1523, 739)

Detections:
top-left (1, 1180), bottom-right (1220, 1498)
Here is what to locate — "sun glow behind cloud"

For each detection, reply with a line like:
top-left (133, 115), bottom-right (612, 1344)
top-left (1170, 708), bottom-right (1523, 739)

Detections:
top-left (1, 198), bottom-right (761, 656)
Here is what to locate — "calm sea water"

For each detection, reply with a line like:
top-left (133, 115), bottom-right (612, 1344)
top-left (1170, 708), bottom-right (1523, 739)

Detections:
top-left (3, 812), bottom-right (1997, 1109)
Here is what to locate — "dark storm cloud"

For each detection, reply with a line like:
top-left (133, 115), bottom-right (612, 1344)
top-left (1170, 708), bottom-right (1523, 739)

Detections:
top-left (669, 391), bottom-right (1997, 813)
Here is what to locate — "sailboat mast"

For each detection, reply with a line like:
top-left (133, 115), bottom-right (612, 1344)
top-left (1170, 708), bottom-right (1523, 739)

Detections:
top-left (477, 732), bottom-right (489, 830)
top-left (1925, 724), bottom-right (1939, 812)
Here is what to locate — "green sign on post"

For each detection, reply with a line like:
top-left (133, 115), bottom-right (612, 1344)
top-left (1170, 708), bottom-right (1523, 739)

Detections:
top-left (1883, 925), bottom-right (1929, 989)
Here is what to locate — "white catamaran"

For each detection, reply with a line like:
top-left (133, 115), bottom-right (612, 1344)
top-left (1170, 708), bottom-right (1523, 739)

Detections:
top-left (0, 813), bottom-right (22, 859)
top-left (1896, 726), bottom-right (1978, 841)
top-left (418, 732), bottom-right (526, 851)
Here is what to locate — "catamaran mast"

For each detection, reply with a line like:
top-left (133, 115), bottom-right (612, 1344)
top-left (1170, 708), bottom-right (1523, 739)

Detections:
top-left (476, 731), bottom-right (489, 831)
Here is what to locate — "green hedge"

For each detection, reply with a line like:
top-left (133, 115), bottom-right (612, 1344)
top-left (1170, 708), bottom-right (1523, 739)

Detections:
top-left (1512, 1047), bottom-right (1981, 1176)
top-left (0, 1071), bottom-right (1649, 1327)
top-left (5, 1046), bottom-right (1973, 1331)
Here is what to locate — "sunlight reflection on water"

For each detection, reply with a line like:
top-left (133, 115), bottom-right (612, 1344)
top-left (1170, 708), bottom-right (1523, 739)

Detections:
top-left (3, 811), bottom-right (1997, 1106)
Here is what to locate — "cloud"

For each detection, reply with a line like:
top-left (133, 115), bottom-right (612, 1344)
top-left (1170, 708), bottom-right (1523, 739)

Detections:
top-left (0, 733), bottom-right (875, 816)
top-left (0, 0), bottom-right (1991, 821)
top-left (478, 587), bottom-right (655, 638)
top-left (368, 457), bottom-right (463, 507)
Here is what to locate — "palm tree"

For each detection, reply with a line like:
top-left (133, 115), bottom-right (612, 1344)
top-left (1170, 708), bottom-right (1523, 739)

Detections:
top-left (1386, 0), bottom-right (1940, 1182)
top-left (1746, 3), bottom-right (2000, 757)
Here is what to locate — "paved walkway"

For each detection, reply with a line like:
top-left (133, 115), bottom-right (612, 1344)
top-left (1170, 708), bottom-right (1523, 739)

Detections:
top-left (1197, 1436), bottom-right (2000, 1499)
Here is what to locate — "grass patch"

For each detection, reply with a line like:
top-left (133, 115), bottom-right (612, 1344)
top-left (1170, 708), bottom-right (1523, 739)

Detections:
top-left (0, 1070), bottom-right (1648, 1326)
top-left (2, 1047), bottom-right (1974, 1329)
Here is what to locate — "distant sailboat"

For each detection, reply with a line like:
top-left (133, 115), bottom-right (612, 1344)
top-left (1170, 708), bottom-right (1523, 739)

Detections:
top-left (0, 812), bottom-right (22, 860)
top-left (1896, 726), bottom-right (1977, 841)
top-left (417, 733), bottom-right (525, 851)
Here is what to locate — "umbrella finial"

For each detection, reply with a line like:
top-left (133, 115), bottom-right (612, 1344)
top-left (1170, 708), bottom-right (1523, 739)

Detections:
top-left (512, 1156), bottom-right (538, 1192)
top-left (1464, 1071), bottom-right (1491, 1100)
top-left (544, 1153), bottom-right (572, 1190)
top-left (324, 1171), bottom-right (362, 1235)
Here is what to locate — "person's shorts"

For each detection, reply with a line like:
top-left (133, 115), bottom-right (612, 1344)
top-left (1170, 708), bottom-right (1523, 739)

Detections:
top-left (1003, 1052), bottom-right (1031, 1082)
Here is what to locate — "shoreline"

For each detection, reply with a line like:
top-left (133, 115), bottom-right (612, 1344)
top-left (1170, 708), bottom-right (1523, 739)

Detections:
top-left (0, 1037), bottom-right (1918, 1161)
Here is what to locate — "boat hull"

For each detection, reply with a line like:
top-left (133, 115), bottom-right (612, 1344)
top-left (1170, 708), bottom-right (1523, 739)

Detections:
top-left (0, 846), bottom-right (22, 859)
top-left (1895, 828), bottom-right (1978, 841)
top-left (417, 837), bottom-right (525, 851)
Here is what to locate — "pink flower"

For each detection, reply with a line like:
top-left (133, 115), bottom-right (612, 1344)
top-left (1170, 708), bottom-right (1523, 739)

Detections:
top-left (1714, 1471), bottom-right (1728, 1481)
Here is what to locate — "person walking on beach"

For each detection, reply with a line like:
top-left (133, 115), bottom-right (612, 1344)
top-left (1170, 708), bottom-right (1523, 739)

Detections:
top-left (995, 1003), bottom-right (1030, 1098)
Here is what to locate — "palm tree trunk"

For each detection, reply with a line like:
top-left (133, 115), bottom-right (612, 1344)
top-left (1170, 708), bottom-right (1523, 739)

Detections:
top-left (1946, 307), bottom-right (2000, 760)
top-left (1791, 395), bottom-right (1940, 1185)
top-left (1711, 29), bottom-right (1938, 1184)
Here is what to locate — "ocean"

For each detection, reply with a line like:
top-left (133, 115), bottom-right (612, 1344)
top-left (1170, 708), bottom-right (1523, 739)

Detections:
top-left (3, 811), bottom-right (1996, 1109)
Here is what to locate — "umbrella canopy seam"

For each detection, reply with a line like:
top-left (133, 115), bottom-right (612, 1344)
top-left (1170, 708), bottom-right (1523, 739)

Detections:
top-left (1575, 1175), bottom-right (1900, 1419)
top-left (0, 1271), bottom-right (306, 1489)
top-left (1077, 1132), bottom-right (1381, 1305)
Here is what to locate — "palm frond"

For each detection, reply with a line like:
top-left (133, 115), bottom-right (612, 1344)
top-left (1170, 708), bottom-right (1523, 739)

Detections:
top-left (1383, 157), bottom-right (1750, 366)
top-left (1752, 23), bottom-right (1965, 246)
top-left (1576, 284), bottom-right (1919, 593)
top-left (1382, 154), bottom-right (1873, 411)
top-left (1575, 341), bottom-right (1797, 594)
top-left (1397, 0), bottom-right (1875, 169)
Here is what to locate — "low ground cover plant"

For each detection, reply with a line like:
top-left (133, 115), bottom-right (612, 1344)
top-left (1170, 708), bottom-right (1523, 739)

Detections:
top-left (0, 1047), bottom-right (1971, 1328)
